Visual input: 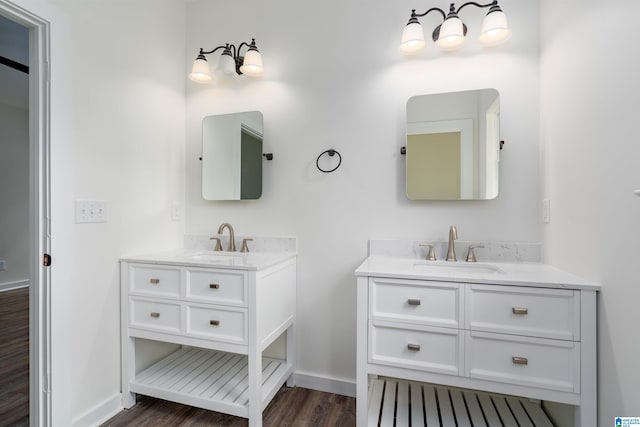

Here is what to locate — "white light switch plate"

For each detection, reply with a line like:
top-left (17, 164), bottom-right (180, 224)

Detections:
top-left (75, 200), bottom-right (107, 223)
top-left (542, 199), bottom-right (551, 224)
top-left (171, 202), bottom-right (182, 221)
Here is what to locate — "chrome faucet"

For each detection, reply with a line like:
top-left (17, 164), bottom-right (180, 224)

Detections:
top-left (446, 225), bottom-right (458, 262)
top-left (217, 223), bottom-right (236, 252)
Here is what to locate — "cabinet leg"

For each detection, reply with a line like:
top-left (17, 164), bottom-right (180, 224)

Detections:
top-left (122, 392), bottom-right (136, 409)
top-left (248, 350), bottom-right (263, 427)
top-left (286, 324), bottom-right (296, 387)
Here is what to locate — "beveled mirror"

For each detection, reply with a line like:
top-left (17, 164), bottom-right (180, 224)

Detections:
top-left (406, 89), bottom-right (500, 200)
top-left (201, 111), bottom-right (263, 200)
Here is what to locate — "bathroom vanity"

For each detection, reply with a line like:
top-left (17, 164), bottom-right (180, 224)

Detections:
top-left (120, 248), bottom-right (296, 427)
top-left (355, 248), bottom-right (599, 427)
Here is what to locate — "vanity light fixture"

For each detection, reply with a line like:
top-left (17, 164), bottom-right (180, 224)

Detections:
top-left (189, 38), bottom-right (264, 83)
top-left (400, 1), bottom-right (511, 54)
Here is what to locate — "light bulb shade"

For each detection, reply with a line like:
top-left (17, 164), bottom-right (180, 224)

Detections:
top-left (400, 21), bottom-right (425, 54)
top-left (188, 56), bottom-right (212, 83)
top-left (435, 17), bottom-right (465, 50)
top-left (240, 49), bottom-right (263, 77)
top-left (479, 10), bottom-right (512, 46)
top-left (218, 51), bottom-right (237, 76)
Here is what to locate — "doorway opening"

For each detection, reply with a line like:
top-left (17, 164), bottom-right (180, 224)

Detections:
top-left (0, 2), bottom-right (52, 426)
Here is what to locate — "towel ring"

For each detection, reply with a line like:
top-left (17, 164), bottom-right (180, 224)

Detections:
top-left (316, 149), bottom-right (342, 173)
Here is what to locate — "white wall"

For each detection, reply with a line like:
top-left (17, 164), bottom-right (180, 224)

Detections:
top-left (0, 101), bottom-right (29, 288)
top-left (186, 0), bottom-right (540, 385)
top-left (46, 0), bottom-right (186, 423)
top-left (540, 0), bottom-right (640, 424)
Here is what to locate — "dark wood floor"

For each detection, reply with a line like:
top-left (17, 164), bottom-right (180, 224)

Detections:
top-left (102, 386), bottom-right (355, 427)
top-left (0, 287), bottom-right (29, 427)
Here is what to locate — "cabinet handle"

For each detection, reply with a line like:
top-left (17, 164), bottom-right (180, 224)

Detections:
top-left (512, 307), bottom-right (529, 315)
top-left (512, 356), bottom-right (528, 365)
top-left (209, 283), bottom-right (220, 289)
top-left (150, 312), bottom-right (160, 318)
top-left (210, 320), bottom-right (220, 326)
top-left (408, 299), bottom-right (421, 306)
top-left (150, 278), bottom-right (160, 284)
top-left (407, 344), bottom-right (421, 352)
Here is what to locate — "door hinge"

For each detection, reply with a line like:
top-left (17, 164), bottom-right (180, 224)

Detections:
top-left (43, 253), bottom-right (52, 267)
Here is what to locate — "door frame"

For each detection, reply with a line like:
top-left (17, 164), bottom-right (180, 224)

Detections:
top-left (0, 2), bottom-right (51, 425)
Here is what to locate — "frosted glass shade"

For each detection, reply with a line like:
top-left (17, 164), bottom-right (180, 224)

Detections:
top-left (479, 11), bottom-right (512, 46)
top-left (240, 49), bottom-right (263, 77)
top-left (217, 52), bottom-right (237, 77)
top-left (188, 57), bottom-right (212, 83)
top-left (400, 22), bottom-right (426, 54)
top-left (435, 17), bottom-right (465, 50)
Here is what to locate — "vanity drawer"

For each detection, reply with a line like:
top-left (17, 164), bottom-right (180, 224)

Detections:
top-left (185, 304), bottom-right (247, 345)
top-left (369, 320), bottom-right (463, 376)
top-left (185, 268), bottom-right (246, 307)
top-left (466, 284), bottom-right (579, 340)
top-left (129, 297), bottom-right (181, 334)
top-left (129, 264), bottom-right (181, 299)
top-left (369, 277), bottom-right (462, 329)
top-left (465, 331), bottom-right (580, 393)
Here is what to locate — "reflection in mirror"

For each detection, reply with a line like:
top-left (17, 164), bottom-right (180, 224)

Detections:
top-left (202, 111), bottom-right (263, 200)
top-left (406, 89), bottom-right (500, 200)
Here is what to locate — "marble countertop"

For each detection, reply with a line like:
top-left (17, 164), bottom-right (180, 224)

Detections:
top-left (355, 256), bottom-right (600, 291)
top-left (120, 249), bottom-right (296, 271)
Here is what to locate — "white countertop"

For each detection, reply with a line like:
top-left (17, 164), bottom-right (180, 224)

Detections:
top-left (355, 256), bottom-right (600, 290)
top-left (120, 249), bottom-right (296, 271)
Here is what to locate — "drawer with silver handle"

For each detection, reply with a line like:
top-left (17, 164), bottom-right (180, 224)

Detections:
top-left (369, 277), bottom-right (462, 329)
top-left (466, 284), bottom-right (580, 340)
top-left (369, 320), bottom-right (463, 376)
top-left (185, 268), bottom-right (247, 307)
top-left (129, 265), bottom-right (181, 298)
top-left (465, 331), bottom-right (580, 393)
top-left (129, 297), bottom-right (181, 334)
top-left (185, 304), bottom-right (247, 345)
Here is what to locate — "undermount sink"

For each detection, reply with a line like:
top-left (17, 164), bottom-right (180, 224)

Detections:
top-left (183, 251), bottom-right (245, 263)
top-left (412, 261), bottom-right (504, 275)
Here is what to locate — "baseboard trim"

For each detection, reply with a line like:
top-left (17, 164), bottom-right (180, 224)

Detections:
top-left (0, 279), bottom-right (29, 292)
top-left (72, 392), bottom-right (122, 427)
top-left (293, 372), bottom-right (356, 398)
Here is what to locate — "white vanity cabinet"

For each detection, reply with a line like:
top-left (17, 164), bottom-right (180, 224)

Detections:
top-left (121, 253), bottom-right (296, 427)
top-left (356, 257), bottom-right (599, 427)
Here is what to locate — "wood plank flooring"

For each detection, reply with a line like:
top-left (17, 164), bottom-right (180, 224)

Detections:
top-left (0, 287), bottom-right (29, 427)
top-left (102, 386), bottom-right (355, 427)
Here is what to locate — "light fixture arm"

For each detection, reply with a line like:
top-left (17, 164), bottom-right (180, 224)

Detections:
top-left (411, 7), bottom-right (446, 20)
top-left (199, 45), bottom-right (228, 56)
top-left (454, 0), bottom-right (499, 14)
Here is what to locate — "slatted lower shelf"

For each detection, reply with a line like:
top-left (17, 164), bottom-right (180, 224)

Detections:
top-left (130, 346), bottom-right (293, 418)
top-left (369, 379), bottom-right (555, 426)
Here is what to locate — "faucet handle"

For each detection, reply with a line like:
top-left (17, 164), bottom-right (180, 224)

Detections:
top-left (419, 244), bottom-right (437, 261)
top-left (466, 244), bottom-right (485, 262)
top-left (240, 238), bottom-right (253, 253)
top-left (210, 237), bottom-right (223, 252)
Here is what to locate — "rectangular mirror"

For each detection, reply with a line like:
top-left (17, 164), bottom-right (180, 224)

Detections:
top-left (202, 111), bottom-right (263, 200)
top-left (406, 89), bottom-right (500, 200)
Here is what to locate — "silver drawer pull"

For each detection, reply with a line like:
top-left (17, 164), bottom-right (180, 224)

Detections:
top-left (150, 312), bottom-right (160, 318)
top-left (512, 356), bottom-right (528, 365)
top-left (210, 320), bottom-right (220, 326)
top-left (407, 344), bottom-right (421, 352)
top-left (408, 299), bottom-right (421, 306)
top-left (150, 278), bottom-right (160, 284)
top-left (512, 307), bottom-right (529, 315)
top-left (209, 283), bottom-right (220, 289)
